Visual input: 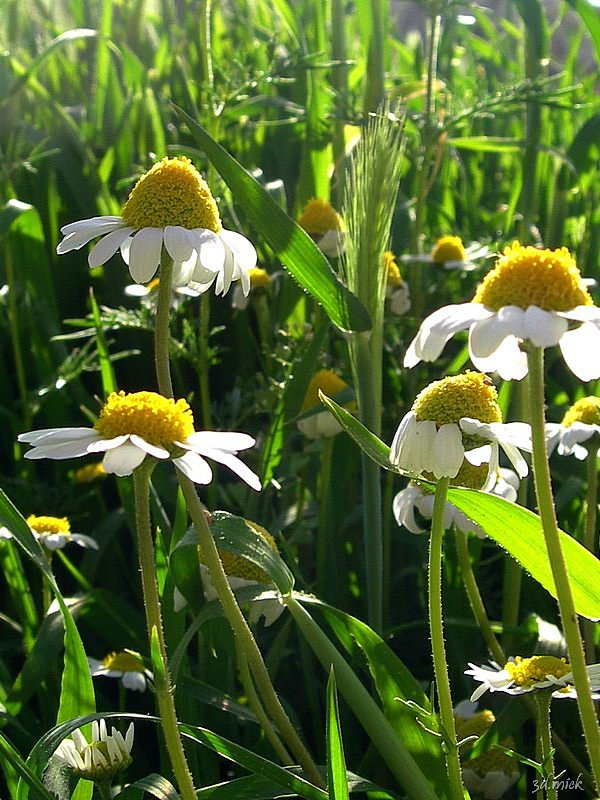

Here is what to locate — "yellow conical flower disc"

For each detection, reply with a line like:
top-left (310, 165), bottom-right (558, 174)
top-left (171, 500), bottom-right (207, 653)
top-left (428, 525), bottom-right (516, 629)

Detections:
top-left (301, 369), bottom-right (349, 412)
top-left (473, 242), bottom-right (592, 311)
top-left (121, 156), bottom-right (222, 232)
top-left (431, 235), bottom-right (466, 264)
top-left (384, 251), bottom-right (403, 286)
top-left (27, 514), bottom-right (71, 534)
top-left (102, 650), bottom-right (146, 673)
top-left (95, 391), bottom-right (194, 447)
top-left (561, 396), bottom-right (600, 427)
top-left (200, 521), bottom-right (278, 583)
top-left (298, 199), bottom-right (343, 235)
top-left (504, 655), bottom-right (571, 687)
top-left (412, 371), bottom-right (502, 427)
top-left (249, 267), bottom-right (271, 290)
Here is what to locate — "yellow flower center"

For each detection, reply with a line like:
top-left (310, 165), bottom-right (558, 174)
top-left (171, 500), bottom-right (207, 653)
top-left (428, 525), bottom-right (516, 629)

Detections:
top-left (301, 369), bottom-right (355, 413)
top-left (561, 396), bottom-right (600, 427)
top-left (431, 235), bottom-right (466, 264)
top-left (145, 278), bottom-right (161, 294)
top-left (26, 514), bottom-right (70, 534)
top-left (298, 198), bottom-right (343, 235)
top-left (473, 242), bottom-right (592, 311)
top-left (412, 371), bottom-right (502, 427)
top-left (200, 521), bottom-right (278, 582)
top-left (384, 251), bottom-right (403, 286)
top-left (95, 391), bottom-right (195, 447)
top-left (249, 267), bottom-right (271, 290)
top-left (102, 650), bottom-right (146, 673)
top-left (121, 156), bottom-right (222, 232)
top-left (455, 709), bottom-right (495, 753)
top-left (464, 739), bottom-right (518, 778)
top-left (504, 655), bottom-right (571, 687)
top-left (72, 462), bottom-right (107, 484)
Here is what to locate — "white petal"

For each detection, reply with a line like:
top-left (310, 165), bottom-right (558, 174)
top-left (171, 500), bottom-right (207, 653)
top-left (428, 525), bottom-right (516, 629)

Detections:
top-left (197, 447), bottom-right (261, 491)
top-left (317, 229), bottom-right (345, 258)
top-left (163, 226), bottom-right (196, 263)
top-left (392, 486), bottom-right (425, 533)
top-left (128, 228), bottom-right (164, 283)
top-left (173, 451), bottom-right (213, 484)
top-left (183, 431), bottom-right (256, 452)
top-left (18, 427), bottom-right (99, 445)
top-left (389, 411), bottom-right (416, 465)
top-left (196, 231), bottom-right (225, 273)
top-left (432, 424), bottom-right (463, 478)
top-left (559, 322), bottom-right (600, 381)
top-left (129, 434), bottom-right (170, 459)
top-left (71, 533), bottom-right (99, 549)
top-left (121, 671), bottom-right (147, 692)
top-left (464, 444), bottom-right (492, 466)
top-left (499, 440), bottom-right (529, 478)
top-left (559, 422), bottom-right (597, 454)
top-left (470, 332), bottom-right (528, 380)
top-left (24, 439), bottom-right (99, 460)
top-left (545, 422), bottom-right (563, 455)
top-left (559, 305), bottom-right (600, 323)
top-left (87, 434), bottom-right (130, 453)
top-left (469, 308), bottom-right (517, 359)
top-left (102, 442), bottom-right (146, 475)
top-left (220, 229), bottom-right (258, 270)
top-left (57, 218), bottom-right (124, 253)
top-left (88, 227), bottom-right (136, 267)
top-left (404, 303), bottom-right (491, 368)
top-left (411, 420), bottom-right (438, 474)
top-left (523, 306), bottom-right (568, 347)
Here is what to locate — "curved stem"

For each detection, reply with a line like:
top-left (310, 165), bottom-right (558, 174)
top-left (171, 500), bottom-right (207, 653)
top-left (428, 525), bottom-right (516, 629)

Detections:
top-left (133, 463), bottom-right (197, 800)
top-left (584, 442), bottom-right (598, 661)
top-left (526, 346), bottom-right (600, 790)
top-left (429, 478), bottom-right (464, 799)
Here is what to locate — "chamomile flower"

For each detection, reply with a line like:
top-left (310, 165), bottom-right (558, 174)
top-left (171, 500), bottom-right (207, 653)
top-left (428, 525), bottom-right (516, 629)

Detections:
top-left (53, 719), bottom-right (134, 781)
top-left (404, 242), bottom-right (600, 381)
top-left (197, 520), bottom-right (284, 626)
top-left (393, 467), bottom-right (519, 536)
top-left (231, 266), bottom-right (271, 310)
top-left (297, 370), bottom-right (356, 439)
top-left (297, 198), bottom-right (345, 258)
top-left (72, 462), bottom-right (107, 484)
top-left (384, 251), bottom-right (411, 315)
top-left (389, 372), bottom-right (531, 487)
top-left (57, 156), bottom-right (257, 296)
top-left (400, 235), bottom-right (490, 272)
top-left (547, 396), bottom-right (600, 460)
top-left (88, 650), bottom-right (153, 692)
top-left (18, 390), bottom-right (261, 490)
top-left (466, 656), bottom-right (600, 702)
top-left (0, 515), bottom-right (98, 551)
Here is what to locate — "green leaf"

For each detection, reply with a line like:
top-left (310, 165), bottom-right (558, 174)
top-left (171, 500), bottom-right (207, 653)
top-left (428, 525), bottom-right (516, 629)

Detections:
top-left (446, 488), bottom-right (600, 620)
top-left (174, 106), bottom-right (371, 333)
top-left (0, 199), bottom-right (34, 235)
top-left (116, 774), bottom-right (179, 800)
top-left (564, 0), bottom-right (600, 65)
top-left (194, 771), bottom-right (393, 799)
top-left (326, 669), bottom-right (349, 800)
top-left (0, 732), bottom-right (55, 800)
top-left (447, 136), bottom-right (523, 153)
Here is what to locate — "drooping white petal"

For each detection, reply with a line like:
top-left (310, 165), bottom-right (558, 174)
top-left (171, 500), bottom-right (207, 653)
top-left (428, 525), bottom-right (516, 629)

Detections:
top-left (173, 451), bottom-right (213, 484)
top-left (70, 533), bottom-right (99, 549)
top-left (469, 307), bottom-right (520, 359)
top-left (195, 230), bottom-right (225, 273)
top-left (432, 423), bottom-right (463, 478)
top-left (559, 322), bottom-right (600, 381)
top-left (470, 331), bottom-right (528, 380)
top-left (464, 444), bottom-right (493, 466)
top-left (523, 306), bottom-right (568, 347)
top-left (87, 434), bottom-right (130, 453)
top-left (392, 485), bottom-right (425, 533)
top-left (545, 422), bottom-right (564, 455)
top-left (102, 442), bottom-right (146, 475)
top-left (411, 420), bottom-right (437, 474)
top-left (559, 305), bottom-right (600, 324)
top-left (183, 431), bottom-right (256, 452)
top-left (121, 671), bottom-right (147, 692)
top-left (128, 228), bottom-right (164, 283)
top-left (317, 229), bottom-right (345, 258)
top-left (559, 422), bottom-right (598, 455)
top-left (18, 427), bottom-right (100, 445)
top-left (404, 303), bottom-right (492, 368)
top-left (163, 225), bottom-right (196, 263)
top-left (220, 229), bottom-right (258, 271)
top-left (214, 239), bottom-right (236, 295)
top-left (498, 440), bottom-right (529, 478)
top-left (88, 227), bottom-right (136, 267)
top-left (129, 434), bottom-right (170, 460)
top-left (23, 439), bottom-right (100, 460)
top-left (57, 217), bottom-right (124, 253)
top-left (389, 411), bottom-right (417, 465)
top-left (196, 447), bottom-right (261, 491)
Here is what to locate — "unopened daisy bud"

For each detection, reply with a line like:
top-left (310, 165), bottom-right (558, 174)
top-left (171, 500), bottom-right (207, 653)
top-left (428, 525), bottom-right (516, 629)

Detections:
top-left (390, 371), bottom-right (531, 485)
top-left (297, 370), bottom-right (356, 439)
top-left (405, 241), bottom-right (600, 380)
top-left (547, 396), bottom-right (600, 460)
top-left (57, 156), bottom-right (257, 296)
top-left (298, 198), bottom-right (345, 258)
top-left (53, 720), bottom-right (134, 782)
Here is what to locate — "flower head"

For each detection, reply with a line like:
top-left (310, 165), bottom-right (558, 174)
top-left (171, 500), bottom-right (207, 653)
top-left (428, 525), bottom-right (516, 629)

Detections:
top-left (547, 396), bottom-right (600, 460)
top-left (72, 462), bottom-right (107, 484)
top-left (297, 370), bottom-right (356, 439)
top-left (197, 520), bottom-right (284, 626)
top-left (57, 156), bottom-right (257, 296)
top-left (18, 390), bottom-right (261, 490)
top-left (466, 656), bottom-right (600, 701)
top-left (384, 251), bottom-right (411, 315)
top-left (405, 242), bottom-right (600, 381)
top-left (298, 198), bottom-right (345, 258)
top-left (53, 719), bottom-right (134, 781)
top-left (0, 514), bottom-right (98, 552)
top-left (400, 236), bottom-right (490, 272)
top-left (232, 266), bottom-right (272, 310)
top-left (390, 372), bottom-right (530, 485)
top-left (88, 650), bottom-right (153, 692)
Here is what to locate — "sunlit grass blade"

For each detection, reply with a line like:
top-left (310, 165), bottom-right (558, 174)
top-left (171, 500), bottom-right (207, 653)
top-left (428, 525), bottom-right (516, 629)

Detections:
top-left (325, 668), bottom-right (349, 800)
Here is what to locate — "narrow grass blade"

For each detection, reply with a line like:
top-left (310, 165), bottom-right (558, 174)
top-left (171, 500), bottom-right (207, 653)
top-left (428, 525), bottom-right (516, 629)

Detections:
top-left (325, 668), bottom-right (349, 800)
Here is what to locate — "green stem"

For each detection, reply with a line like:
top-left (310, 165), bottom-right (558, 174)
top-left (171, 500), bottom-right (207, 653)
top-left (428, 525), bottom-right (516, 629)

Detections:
top-left (316, 436), bottom-right (334, 597)
top-left (455, 530), bottom-right (505, 665)
top-left (5, 245), bottom-right (30, 429)
top-left (284, 594), bottom-right (442, 800)
top-left (429, 478), bottom-right (464, 799)
top-left (132, 463), bottom-right (197, 800)
top-left (155, 250), bottom-right (175, 398)
top-left (534, 691), bottom-right (557, 800)
top-left (526, 346), bottom-right (600, 790)
top-left (96, 779), bottom-right (114, 800)
top-left (584, 442), bottom-right (598, 661)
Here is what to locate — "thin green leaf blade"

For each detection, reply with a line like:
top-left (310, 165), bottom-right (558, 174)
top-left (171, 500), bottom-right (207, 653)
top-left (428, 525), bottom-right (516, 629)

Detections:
top-left (174, 106), bottom-right (371, 332)
top-left (326, 669), bottom-right (349, 800)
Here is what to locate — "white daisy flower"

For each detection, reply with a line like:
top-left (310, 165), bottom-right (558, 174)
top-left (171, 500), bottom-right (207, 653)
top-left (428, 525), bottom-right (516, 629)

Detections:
top-left (400, 235), bottom-right (490, 272)
top-left (393, 468), bottom-right (519, 536)
top-left (88, 650), bottom-right (153, 692)
top-left (389, 372), bottom-right (531, 488)
top-left (57, 156), bottom-right (257, 297)
top-left (547, 396), bottom-right (600, 460)
top-left (404, 242), bottom-right (600, 382)
top-left (0, 514), bottom-right (98, 552)
top-left (53, 719), bottom-right (134, 781)
top-left (18, 390), bottom-right (261, 491)
top-left (296, 370), bottom-right (356, 440)
top-left (384, 251), bottom-right (411, 315)
top-left (297, 198), bottom-right (345, 258)
top-left (466, 656), bottom-right (600, 702)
